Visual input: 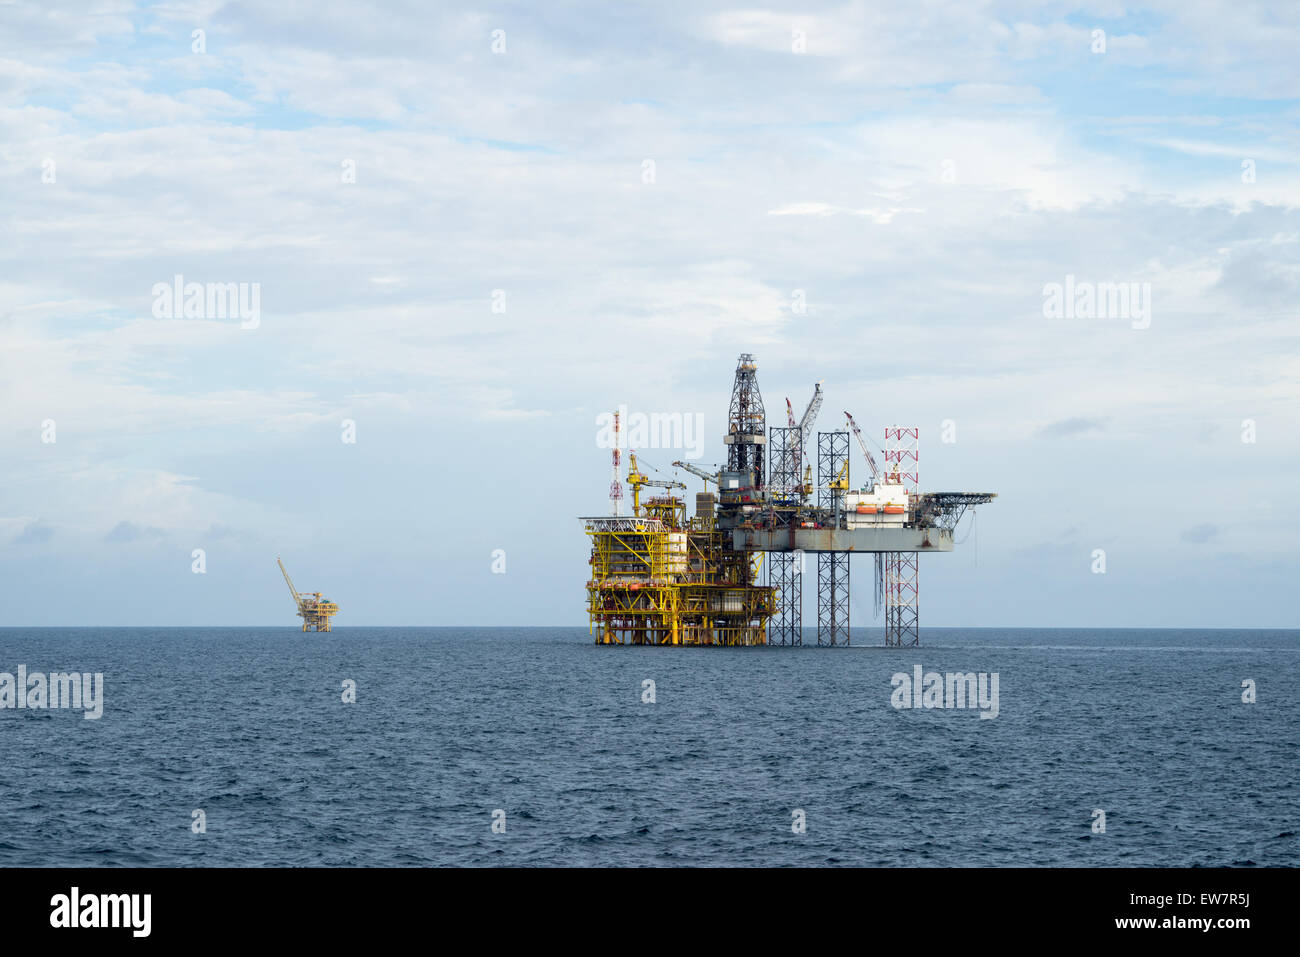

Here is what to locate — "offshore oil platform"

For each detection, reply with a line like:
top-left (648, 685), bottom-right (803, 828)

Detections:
top-left (277, 557), bottom-right (339, 632)
top-left (580, 354), bottom-right (995, 647)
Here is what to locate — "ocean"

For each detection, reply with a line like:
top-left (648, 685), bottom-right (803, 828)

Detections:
top-left (0, 627), bottom-right (1295, 867)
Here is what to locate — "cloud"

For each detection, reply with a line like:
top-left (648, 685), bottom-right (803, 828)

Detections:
top-left (1036, 418), bottom-right (1106, 439)
top-left (13, 520), bottom-right (53, 545)
top-left (1141, 138), bottom-right (1297, 164)
top-left (204, 523), bottom-right (248, 541)
top-left (1010, 541), bottom-right (1078, 565)
top-left (946, 83), bottom-right (1047, 105)
top-left (766, 202), bottom-right (924, 223)
top-left (105, 520), bottom-right (165, 543)
top-left (1180, 524), bottom-right (1221, 544)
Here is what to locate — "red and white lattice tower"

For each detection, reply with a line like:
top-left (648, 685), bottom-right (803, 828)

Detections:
top-left (884, 426), bottom-right (920, 647)
top-left (883, 426), bottom-right (919, 492)
top-left (609, 410), bottom-right (624, 516)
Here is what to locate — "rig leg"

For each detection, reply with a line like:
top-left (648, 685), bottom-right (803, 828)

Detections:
top-left (768, 551), bottom-right (803, 645)
top-left (817, 552), bottom-right (850, 646)
top-left (883, 551), bottom-right (919, 647)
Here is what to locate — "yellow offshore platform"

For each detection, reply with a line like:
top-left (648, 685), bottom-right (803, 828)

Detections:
top-left (582, 452), bottom-right (774, 646)
top-left (277, 557), bottom-right (339, 632)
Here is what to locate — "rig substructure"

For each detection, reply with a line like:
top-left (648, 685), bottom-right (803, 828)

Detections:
top-left (581, 354), bottom-right (995, 647)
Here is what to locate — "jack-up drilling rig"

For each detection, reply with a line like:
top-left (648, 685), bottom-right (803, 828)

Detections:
top-left (277, 557), bottom-right (339, 632)
top-left (581, 354), bottom-right (995, 647)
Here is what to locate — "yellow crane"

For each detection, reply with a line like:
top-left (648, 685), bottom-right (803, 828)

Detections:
top-left (627, 452), bottom-right (686, 516)
top-left (825, 458), bottom-right (851, 525)
top-left (827, 458), bottom-right (851, 493)
top-left (277, 557), bottom-right (339, 632)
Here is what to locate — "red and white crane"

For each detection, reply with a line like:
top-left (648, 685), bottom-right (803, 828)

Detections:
top-left (843, 410), bottom-right (881, 486)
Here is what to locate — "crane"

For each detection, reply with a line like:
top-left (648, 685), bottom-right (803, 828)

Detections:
top-left (278, 556), bottom-right (300, 603)
top-left (824, 457), bottom-right (851, 526)
top-left (671, 460), bottom-right (718, 487)
top-left (777, 397), bottom-right (799, 496)
top-left (798, 382), bottom-right (823, 449)
top-left (843, 410), bottom-right (881, 487)
top-left (277, 557), bottom-right (339, 632)
top-left (786, 382), bottom-right (823, 499)
top-left (826, 457), bottom-right (851, 493)
top-left (627, 452), bottom-right (686, 515)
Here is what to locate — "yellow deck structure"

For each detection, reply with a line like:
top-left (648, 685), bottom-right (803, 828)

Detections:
top-left (277, 557), bottom-right (339, 632)
top-left (582, 495), bottom-right (773, 646)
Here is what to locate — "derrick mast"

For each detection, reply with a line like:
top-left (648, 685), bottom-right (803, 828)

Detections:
top-left (724, 354), bottom-right (766, 492)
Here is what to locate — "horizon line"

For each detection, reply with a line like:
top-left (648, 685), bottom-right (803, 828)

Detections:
top-left (1, 624), bottom-right (1298, 632)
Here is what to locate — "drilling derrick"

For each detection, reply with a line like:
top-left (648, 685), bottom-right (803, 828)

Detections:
top-left (580, 355), bottom-right (995, 647)
top-left (725, 354), bottom-right (766, 491)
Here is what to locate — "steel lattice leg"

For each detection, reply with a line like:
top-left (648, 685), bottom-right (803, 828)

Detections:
top-left (883, 551), bottom-right (919, 647)
top-left (817, 552), bottom-right (850, 646)
top-left (767, 551), bottom-right (802, 645)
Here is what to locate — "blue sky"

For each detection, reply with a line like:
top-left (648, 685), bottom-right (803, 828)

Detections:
top-left (1, 0), bottom-right (1298, 627)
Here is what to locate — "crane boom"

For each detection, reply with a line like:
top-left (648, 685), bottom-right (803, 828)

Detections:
top-left (627, 452), bottom-right (686, 514)
top-left (277, 557), bottom-right (299, 601)
top-left (781, 397), bottom-right (802, 497)
top-left (798, 382), bottom-right (823, 446)
top-left (843, 411), bottom-right (880, 484)
top-left (834, 457), bottom-right (850, 488)
top-left (629, 452), bottom-right (684, 488)
top-left (671, 460), bottom-right (718, 485)
top-left (775, 382), bottom-right (823, 499)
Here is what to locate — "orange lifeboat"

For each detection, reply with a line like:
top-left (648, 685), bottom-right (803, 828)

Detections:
top-left (884, 505), bottom-right (905, 515)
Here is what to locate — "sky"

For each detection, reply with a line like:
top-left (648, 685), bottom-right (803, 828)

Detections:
top-left (1, 0), bottom-right (1297, 627)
